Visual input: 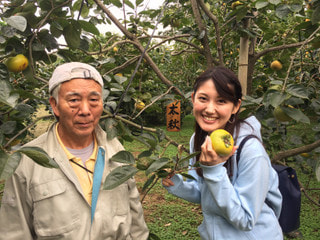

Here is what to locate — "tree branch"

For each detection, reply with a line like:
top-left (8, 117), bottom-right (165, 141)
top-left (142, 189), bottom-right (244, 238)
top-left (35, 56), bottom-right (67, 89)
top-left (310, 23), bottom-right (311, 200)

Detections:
top-left (93, 0), bottom-right (184, 97)
top-left (190, 0), bottom-right (214, 67)
top-left (197, 0), bottom-right (224, 65)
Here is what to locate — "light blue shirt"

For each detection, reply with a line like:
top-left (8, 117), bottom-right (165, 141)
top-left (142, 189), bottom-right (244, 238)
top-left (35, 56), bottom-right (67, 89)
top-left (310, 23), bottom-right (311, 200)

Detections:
top-left (165, 116), bottom-right (283, 240)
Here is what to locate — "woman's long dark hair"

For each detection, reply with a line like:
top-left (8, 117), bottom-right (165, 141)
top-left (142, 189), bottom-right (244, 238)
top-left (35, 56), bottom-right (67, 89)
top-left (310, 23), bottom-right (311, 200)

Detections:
top-left (193, 66), bottom-right (243, 177)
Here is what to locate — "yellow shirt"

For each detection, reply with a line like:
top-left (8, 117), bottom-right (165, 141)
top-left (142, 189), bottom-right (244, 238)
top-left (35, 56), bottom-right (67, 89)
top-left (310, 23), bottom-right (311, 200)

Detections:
top-left (55, 124), bottom-right (97, 205)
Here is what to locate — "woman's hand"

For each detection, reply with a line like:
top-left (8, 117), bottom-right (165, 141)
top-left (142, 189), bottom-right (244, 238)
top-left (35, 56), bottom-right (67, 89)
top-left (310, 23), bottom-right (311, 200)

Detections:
top-left (162, 172), bottom-right (175, 187)
top-left (200, 136), bottom-right (237, 166)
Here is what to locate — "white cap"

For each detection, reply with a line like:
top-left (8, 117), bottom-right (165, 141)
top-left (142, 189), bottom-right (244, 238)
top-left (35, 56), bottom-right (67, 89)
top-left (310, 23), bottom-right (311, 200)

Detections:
top-left (49, 62), bottom-right (103, 93)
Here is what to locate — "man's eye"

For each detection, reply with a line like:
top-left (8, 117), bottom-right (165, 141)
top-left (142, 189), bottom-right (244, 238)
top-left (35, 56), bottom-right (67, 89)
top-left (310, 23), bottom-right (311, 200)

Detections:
top-left (69, 99), bottom-right (79, 103)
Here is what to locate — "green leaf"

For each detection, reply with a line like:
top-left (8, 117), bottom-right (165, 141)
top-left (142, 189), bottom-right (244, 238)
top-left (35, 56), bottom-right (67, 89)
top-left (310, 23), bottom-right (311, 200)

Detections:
top-left (140, 133), bottom-right (158, 150)
top-left (110, 150), bottom-right (135, 164)
top-left (157, 169), bottom-right (169, 178)
top-left (114, 74), bottom-right (128, 84)
top-left (110, 0), bottom-right (122, 8)
top-left (179, 152), bottom-right (200, 165)
top-left (0, 81), bottom-right (19, 108)
top-left (0, 150), bottom-right (9, 179)
top-left (0, 152), bottom-right (22, 180)
top-left (78, 20), bottom-right (100, 35)
top-left (0, 63), bottom-right (9, 81)
top-left (181, 173), bottom-right (196, 181)
top-left (0, 121), bottom-right (17, 135)
top-left (267, 91), bottom-right (287, 107)
top-left (311, 6), bottom-right (320, 24)
top-left (236, 7), bottom-right (248, 22)
top-left (63, 23), bottom-right (81, 48)
top-left (286, 84), bottom-right (309, 99)
top-left (17, 146), bottom-right (59, 168)
top-left (4, 16), bottom-right (27, 32)
top-left (138, 150), bottom-right (152, 159)
top-left (269, 0), bottom-right (281, 5)
top-left (156, 128), bottom-right (166, 142)
top-left (282, 107), bottom-right (310, 124)
top-left (275, 4), bottom-right (291, 19)
top-left (142, 174), bottom-right (156, 192)
top-left (146, 157), bottom-right (169, 176)
top-left (103, 165), bottom-right (138, 190)
top-left (124, 0), bottom-right (134, 9)
top-left (13, 104), bottom-right (34, 119)
top-left (136, 0), bottom-right (144, 7)
top-left (105, 118), bottom-right (118, 140)
top-left (255, 1), bottom-right (269, 9)
top-left (288, 4), bottom-right (302, 13)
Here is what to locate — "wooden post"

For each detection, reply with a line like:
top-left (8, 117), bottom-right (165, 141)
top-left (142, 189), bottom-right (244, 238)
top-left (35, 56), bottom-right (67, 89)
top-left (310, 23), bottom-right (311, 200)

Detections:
top-left (238, 19), bottom-right (250, 96)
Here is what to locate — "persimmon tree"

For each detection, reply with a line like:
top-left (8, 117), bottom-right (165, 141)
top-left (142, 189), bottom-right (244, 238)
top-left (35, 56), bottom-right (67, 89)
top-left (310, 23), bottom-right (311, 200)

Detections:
top-left (0, 0), bottom-right (320, 205)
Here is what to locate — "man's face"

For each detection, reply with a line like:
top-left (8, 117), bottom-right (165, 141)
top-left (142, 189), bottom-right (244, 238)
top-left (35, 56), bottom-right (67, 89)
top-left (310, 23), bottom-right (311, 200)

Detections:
top-left (49, 78), bottom-right (103, 146)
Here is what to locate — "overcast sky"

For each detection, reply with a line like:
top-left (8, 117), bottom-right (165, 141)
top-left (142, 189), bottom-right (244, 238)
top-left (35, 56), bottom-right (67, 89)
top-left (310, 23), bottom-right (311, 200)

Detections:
top-left (100, 0), bottom-right (165, 34)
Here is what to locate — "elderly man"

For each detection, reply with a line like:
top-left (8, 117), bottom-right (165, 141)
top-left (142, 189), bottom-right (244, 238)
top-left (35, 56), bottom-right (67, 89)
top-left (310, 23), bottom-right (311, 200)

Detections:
top-left (0, 62), bottom-right (149, 239)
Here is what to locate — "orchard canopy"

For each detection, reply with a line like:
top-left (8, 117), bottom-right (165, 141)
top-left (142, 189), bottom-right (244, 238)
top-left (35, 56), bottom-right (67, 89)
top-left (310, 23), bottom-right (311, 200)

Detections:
top-left (1, 0), bottom-right (320, 189)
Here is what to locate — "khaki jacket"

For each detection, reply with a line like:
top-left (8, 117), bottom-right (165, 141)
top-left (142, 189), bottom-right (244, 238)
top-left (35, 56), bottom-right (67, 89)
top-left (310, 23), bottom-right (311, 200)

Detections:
top-left (0, 123), bottom-right (149, 240)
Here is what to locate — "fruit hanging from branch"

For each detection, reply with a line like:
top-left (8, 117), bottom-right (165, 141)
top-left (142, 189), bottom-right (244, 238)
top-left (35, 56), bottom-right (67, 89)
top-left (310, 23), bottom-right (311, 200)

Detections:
top-left (273, 106), bottom-right (292, 122)
top-left (270, 60), bottom-right (283, 71)
top-left (5, 54), bottom-right (29, 73)
top-left (135, 100), bottom-right (145, 111)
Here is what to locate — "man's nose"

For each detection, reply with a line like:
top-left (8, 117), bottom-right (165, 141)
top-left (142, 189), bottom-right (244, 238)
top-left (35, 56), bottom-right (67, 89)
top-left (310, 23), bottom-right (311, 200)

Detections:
top-left (78, 101), bottom-right (91, 115)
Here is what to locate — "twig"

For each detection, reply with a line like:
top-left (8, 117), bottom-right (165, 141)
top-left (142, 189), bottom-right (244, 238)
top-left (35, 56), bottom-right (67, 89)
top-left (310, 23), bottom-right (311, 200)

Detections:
top-left (100, 110), bottom-right (190, 154)
top-left (282, 25), bottom-right (320, 92)
top-left (4, 114), bottom-right (54, 149)
top-left (159, 140), bottom-right (173, 158)
top-left (132, 86), bottom-right (174, 120)
top-left (141, 176), bottom-right (159, 202)
top-left (300, 186), bottom-right (320, 208)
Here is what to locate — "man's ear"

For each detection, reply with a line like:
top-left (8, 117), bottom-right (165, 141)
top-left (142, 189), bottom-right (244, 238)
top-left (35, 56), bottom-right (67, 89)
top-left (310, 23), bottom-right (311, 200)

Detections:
top-left (49, 97), bottom-right (59, 117)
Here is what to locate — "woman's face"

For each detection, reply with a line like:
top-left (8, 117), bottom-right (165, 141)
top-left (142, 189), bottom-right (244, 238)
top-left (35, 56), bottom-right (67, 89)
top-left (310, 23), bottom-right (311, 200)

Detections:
top-left (191, 79), bottom-right (241, 133)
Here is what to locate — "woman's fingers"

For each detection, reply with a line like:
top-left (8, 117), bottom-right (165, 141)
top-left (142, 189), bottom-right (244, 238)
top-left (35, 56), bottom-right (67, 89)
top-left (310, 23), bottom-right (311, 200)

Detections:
top-left (162, 178), bottom-right (174, 187)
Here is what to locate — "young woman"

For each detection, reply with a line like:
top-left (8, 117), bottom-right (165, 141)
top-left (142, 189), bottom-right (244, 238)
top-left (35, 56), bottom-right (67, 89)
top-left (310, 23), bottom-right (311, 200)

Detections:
top-left (163, 66), bottom-right (283, 239)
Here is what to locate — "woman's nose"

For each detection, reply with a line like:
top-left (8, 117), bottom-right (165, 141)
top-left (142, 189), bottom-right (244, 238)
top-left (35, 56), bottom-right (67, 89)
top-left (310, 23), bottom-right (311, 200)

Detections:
top-left (205, 102), bottom-right (216, 114)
